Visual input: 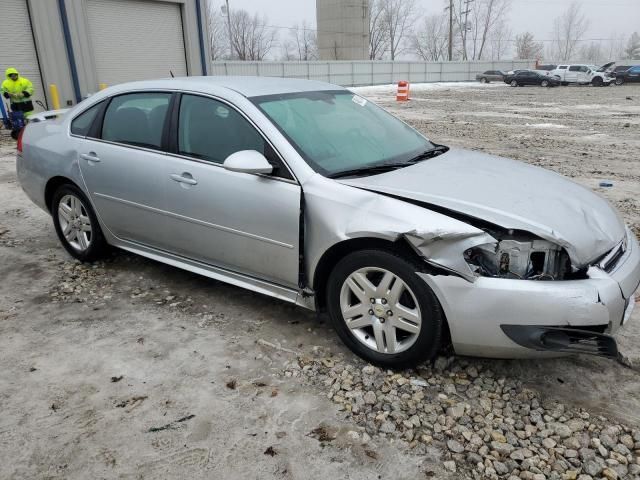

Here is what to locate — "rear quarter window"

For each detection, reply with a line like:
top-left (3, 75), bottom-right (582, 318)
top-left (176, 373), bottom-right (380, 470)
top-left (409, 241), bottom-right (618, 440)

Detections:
top-left (70, 102), bottom-right (103, 137)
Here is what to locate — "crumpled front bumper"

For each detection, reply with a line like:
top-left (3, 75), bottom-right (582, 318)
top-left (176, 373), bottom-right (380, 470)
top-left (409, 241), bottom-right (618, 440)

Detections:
top-left (419, 228), bottom-right (640, 358)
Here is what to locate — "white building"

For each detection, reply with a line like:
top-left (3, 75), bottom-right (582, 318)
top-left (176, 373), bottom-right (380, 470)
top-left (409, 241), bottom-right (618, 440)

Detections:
top-left (1, 0), bottom-right (210, 111)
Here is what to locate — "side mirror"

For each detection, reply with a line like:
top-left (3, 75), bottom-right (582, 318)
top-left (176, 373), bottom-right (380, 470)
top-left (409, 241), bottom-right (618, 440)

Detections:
top-left (223, 150), bottom-right (273, 175)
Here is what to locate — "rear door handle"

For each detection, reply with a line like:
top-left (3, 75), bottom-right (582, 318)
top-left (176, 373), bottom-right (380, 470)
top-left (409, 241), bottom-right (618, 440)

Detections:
top-left (170, 173), bottom-right (198, 186)
top-left (80, 152), bottom-right (100, 163)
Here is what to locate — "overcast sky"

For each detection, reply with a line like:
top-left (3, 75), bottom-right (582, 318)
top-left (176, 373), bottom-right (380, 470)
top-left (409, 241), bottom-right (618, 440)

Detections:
top-left (214, 0), bottom-right (639, 50)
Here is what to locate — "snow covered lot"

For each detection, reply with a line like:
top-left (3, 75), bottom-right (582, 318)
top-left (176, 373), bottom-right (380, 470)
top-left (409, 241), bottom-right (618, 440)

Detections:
top-left (0, 83), bottom-right (639, 479)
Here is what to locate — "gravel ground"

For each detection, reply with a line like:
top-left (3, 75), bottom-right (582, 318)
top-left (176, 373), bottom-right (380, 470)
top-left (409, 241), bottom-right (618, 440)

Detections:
top-left (0, 82), bottom-right (639, 479)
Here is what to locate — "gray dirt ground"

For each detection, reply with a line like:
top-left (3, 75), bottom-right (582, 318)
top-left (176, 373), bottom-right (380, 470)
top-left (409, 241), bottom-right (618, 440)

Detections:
top-left (0, 82), bottom-right (638, 479)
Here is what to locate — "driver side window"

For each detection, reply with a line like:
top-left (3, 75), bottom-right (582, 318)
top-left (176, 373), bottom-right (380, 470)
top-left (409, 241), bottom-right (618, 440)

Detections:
top-left (178, 94), bottom-right (264, 164)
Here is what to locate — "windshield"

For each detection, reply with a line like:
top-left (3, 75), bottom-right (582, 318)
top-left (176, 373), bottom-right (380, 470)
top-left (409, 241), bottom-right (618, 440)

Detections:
top-left (251, 90), bottom-right (434, 177)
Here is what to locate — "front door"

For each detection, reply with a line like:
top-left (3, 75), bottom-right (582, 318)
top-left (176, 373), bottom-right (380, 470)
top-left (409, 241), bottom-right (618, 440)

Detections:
top-left (161, 94), bottom-right (301, 288)
top-left (77, 91), bottom-right (173, 249)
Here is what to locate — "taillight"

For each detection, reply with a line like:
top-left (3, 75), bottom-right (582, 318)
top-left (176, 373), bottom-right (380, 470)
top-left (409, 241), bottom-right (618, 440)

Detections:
top-left (17, 127), bottom-right (24, 153)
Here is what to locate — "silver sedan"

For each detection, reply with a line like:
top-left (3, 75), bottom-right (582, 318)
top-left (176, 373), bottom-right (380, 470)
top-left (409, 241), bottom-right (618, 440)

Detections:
top-left (17, 77), bottom-right (640, 367)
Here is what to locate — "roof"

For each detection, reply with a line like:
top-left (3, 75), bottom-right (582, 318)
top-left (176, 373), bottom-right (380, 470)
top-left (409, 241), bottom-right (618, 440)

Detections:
top-left (107, 76), bottom-right (346, 98)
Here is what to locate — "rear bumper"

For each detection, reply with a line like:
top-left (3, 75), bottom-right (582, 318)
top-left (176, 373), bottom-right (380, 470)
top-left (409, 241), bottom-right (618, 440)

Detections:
top-left (419, 228), bottom-right (640, 358)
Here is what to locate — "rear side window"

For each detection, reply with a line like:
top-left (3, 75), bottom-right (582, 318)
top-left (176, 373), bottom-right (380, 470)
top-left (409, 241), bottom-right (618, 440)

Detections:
top-left (71, 102), bottom-right (102, 136)
top-left (177, 94), bottom-right (265, 164)
top-left (558, 65), bottom-right (568, 70)
top-left (101, 92), bottom-right (171, 149)
top-left (569, 66), bottom-right (580, 72)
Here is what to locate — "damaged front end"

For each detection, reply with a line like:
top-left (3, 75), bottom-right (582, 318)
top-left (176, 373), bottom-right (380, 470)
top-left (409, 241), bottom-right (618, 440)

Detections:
top-left (464, 233), bottom-right (578, 281)
top-left (402, 216), bottom-right (639, 360)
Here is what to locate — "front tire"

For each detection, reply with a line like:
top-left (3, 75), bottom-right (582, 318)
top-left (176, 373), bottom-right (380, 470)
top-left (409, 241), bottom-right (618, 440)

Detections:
top-left (510, 80), bottom-right (518, 87)
top-left (541, 80), bottom-right (549, 87)
top-left (52, 184), bottom-right (108, 262)
top-left (591, 77), bottom-right (603, 87)
top-left (327, 249), bottom-right (444, 368)
top-left (480, 77), bottom-right (488, 84)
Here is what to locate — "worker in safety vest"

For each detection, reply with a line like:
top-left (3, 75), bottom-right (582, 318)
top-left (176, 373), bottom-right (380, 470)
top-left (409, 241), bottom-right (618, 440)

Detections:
top-left (1, 68), bottom-right (35, 116)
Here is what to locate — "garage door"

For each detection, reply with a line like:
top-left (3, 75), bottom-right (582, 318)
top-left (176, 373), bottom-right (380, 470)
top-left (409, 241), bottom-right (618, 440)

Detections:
top-left (86, 0), bottom-right (188, 88)
top-left (0, 0), bottom-right (46, 112)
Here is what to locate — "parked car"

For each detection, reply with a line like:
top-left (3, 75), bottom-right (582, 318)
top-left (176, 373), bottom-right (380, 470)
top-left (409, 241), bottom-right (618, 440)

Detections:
top-left (476, 70), bottom-right (504, 83)
top-left (613, 65), bottom-right (632, 75)
top-left (614, 65), bottom-right (640, 85)
top-left (533, 64), bottom-right (557, 76)
top-left (16, 77), bottom-right (640, 367)
top-left (504, 71), bottom-right (560, 87)
top-left (551, 63), bottom-right (615, 86)
top-left (505, 69), bottom-right (529, 76)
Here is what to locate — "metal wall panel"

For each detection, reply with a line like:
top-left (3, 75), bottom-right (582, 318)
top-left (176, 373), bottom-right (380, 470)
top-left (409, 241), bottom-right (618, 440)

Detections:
top-left (86, 0), bottom-right (187, 87)
top-left (283, 63), bottom-right (309, 79)
top-left (1, 0), bottom-right (46, 111)
top-left (209, 61), bottom-right (533, 87)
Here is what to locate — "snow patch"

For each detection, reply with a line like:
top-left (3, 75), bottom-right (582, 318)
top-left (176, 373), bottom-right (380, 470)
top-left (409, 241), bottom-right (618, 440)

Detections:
top-left (351, 81), bottom-right (505, 96)
top-left (525, 123), bottom-right (568, 129)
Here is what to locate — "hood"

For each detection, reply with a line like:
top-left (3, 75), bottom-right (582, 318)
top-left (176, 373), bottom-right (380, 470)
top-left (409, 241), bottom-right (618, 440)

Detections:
top-left (338, 148), bottom-right (625, 267)
top-left (5, 67), bottom-right (19, 79)
top-left (597, 62), bottom-right (615, 73)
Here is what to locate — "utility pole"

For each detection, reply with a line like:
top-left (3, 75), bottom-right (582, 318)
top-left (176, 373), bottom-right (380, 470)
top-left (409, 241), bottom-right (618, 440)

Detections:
top-left (460, 0), bottom-right (474, 60)
top-left (448, 0), bottom-right (453, 61)
top-left (223, 0), bottom-right (233, 59)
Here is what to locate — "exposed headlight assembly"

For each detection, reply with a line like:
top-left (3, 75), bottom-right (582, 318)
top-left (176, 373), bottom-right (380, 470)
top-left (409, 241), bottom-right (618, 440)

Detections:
top-left (465, 236), bottom-right (570, 280)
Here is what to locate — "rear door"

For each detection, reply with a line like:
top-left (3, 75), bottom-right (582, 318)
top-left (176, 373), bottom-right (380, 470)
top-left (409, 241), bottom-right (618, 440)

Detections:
top-left (76, 91), bottom-right (173, 249)
top-left (160, 94), bottom-right (302, 287)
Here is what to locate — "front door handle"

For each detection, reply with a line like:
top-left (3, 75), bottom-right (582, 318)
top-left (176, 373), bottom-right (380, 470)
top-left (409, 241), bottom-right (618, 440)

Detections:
top-left (170, 173), bottom-right (198, 186)
top-left (80, 152), bottom-right (100, 163)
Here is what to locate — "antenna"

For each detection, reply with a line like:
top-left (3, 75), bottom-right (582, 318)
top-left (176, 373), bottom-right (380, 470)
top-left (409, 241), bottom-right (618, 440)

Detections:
top-left (170, 70), bottom-right (175, 78)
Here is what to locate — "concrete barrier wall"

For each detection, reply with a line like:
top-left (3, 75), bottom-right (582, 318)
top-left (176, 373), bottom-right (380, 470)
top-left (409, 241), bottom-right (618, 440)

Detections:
top-left (209, 60), bottom-right (533, 86)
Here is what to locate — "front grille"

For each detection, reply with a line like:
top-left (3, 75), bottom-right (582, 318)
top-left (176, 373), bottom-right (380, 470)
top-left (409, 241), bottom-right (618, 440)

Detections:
top-left (602, 243), bottom-right (625, 272)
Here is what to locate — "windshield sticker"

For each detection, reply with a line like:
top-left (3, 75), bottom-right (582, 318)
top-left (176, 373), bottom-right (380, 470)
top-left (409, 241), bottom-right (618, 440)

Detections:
top-left (352, 95), bottom-right (367, 107)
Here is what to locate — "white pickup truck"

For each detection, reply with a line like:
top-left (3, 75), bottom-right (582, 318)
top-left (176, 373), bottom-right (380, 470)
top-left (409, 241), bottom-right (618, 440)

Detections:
top-left (551, 62), bottom-right (615, 86)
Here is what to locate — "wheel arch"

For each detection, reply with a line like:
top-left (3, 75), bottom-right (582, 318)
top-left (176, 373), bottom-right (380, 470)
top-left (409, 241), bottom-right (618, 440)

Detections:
top-left (312, 236), bottom-right (427, 312)
top-left (44, 176), bottom-right (80, 213)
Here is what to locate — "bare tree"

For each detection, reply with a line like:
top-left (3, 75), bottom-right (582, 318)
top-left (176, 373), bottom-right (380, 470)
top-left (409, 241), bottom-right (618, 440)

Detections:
top-left (280, 40), bottom-right (297, 61)
top-left (549, 2), bottom-right (590, 61)
top-left (412, 14), bottom-right (450, 61)
top-left (515, 32), bottom-right (544, 60)
top-left (290, 21), bottom-right (317, 61)
top-left (206, 3), bottom-right (228, 60)
top-left (369, 0), bottom-right (389, 60)
top-left (604, 33), bottom-right (627, 61)
top-left (454, 0), bottom-right (511, 60)
top-left (228, 9), bottom-right (277, 61)
top-left (579, 42), bottom-right (603, 64)
top-left (488, 20), bottom-right (511, 60)
top-left (381, 0), bottom-right (417, 60)
top-left (625, 32), bottom-right (640, 59)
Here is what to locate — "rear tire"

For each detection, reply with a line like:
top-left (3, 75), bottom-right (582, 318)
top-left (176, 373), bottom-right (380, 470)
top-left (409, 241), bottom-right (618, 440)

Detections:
top-left (541, 80), bottom-right (549, 87)
top-left (615, 77), bottom-right (624, 86)
top-left (327, 249), bottom-right (444, 368)
top-left (52, 184), bottom-right (108, 262)
top-left (510, 80), bottom-right (518, 87)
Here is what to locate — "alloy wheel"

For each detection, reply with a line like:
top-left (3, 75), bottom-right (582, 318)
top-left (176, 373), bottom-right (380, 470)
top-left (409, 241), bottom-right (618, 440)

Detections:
top-left (57, 194), bottom-right (93, 251)
top-left (339, 267), bottom-right (422, 354)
